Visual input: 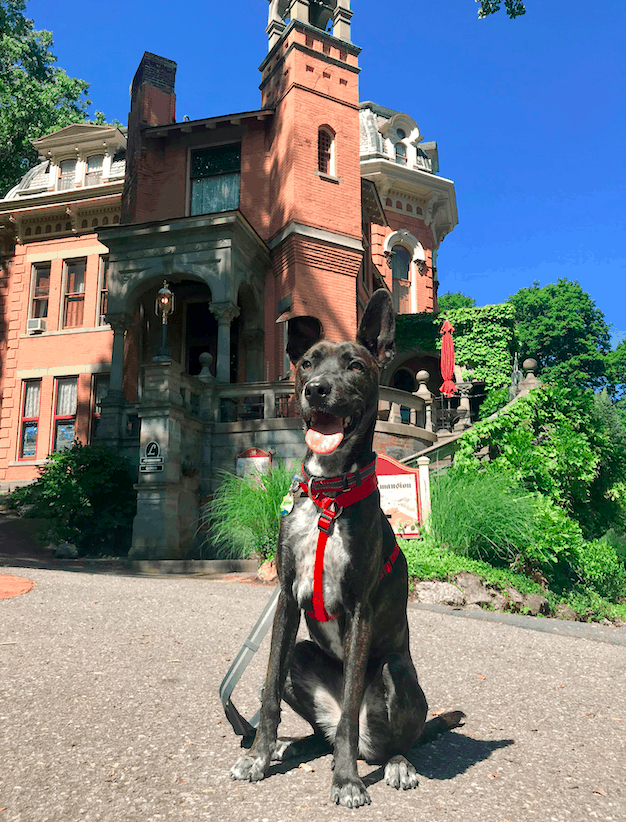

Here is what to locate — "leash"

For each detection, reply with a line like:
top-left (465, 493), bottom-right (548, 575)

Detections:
top-left (218, 584), bottom-right (280, 740)
top-left (219, 457), bottom-right (400, 738)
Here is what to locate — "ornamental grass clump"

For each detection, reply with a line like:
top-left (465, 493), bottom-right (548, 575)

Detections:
top-left (426, 468), bottom-right (535, 566)
top-left (203, 462), bottom-right (295, 560)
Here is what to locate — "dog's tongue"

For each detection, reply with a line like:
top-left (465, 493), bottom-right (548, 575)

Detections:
top-left (306, 413), bottom-right (344, 454)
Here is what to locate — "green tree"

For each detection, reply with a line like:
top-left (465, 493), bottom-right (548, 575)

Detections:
top-left (437, 291), bottom-right (476, 312)
top-left (0, 0), bottom-right (95, 195)
top-left (606, 340), bottom-right (626, 400)
top-left (476, 0), bottom-right (526, 18)
top-left (507, 279), bottom-right (611, 390)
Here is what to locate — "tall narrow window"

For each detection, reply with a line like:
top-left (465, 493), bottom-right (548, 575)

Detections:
top-left (395, 142), bottom-right (407, 165)
top-left (85, 154), bottom-right (104, 186)
top-left (58, 159), bottom-right (76, 191)
top-left (53, 378), bottom-right (77, 452)
top-left (391, 245), bottom-right (411, 280)
top-left (31, 263), bottom-right (50, 318)
top-left (19, 380), bottom-right (41, 459)
top-left (63, 259), bottom-right (86, 328)
top-left (91, 374), bottom-right (109, 440)
top-left (318, 127), bottom-right (334, 175)
top-left (190, 144), bottom-right (241, 216)
top-left (98, 257), bottom-right (109, 325)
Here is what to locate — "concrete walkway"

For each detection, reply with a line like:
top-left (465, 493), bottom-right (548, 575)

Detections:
top-left (1, 563), bottom-right (625, 822)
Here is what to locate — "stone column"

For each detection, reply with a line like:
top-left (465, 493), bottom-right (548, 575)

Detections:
top-left (289, 0), bottom-right (310, 23)
top-left (333, 0), bottom-right (353, 41)
top-left (96, 312), bottom-right (131, 447)
top-left (209, 302), bottom-right (240, 383)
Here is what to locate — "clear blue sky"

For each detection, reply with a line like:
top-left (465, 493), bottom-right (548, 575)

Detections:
top-left (26, 0), bottom-right (626, 349)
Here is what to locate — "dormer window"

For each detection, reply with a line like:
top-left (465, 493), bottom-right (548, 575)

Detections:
top-left (58, 159), bottom-right (76, 191)
top-left (85, 154), bottom-right (104, 186)
top-left (318, 127), bottom-right (335, 175)
top-left (395, 142), bottom-right (407, 165)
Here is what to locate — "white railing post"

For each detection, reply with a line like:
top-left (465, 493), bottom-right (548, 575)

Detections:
top-left (417, 456), bottom-right (431, 526)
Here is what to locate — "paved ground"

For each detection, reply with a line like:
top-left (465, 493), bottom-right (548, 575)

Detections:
top-left (1, 561), bottom-right (625, 822)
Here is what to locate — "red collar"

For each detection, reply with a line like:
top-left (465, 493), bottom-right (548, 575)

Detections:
top-left (298, 458), bottom-right (399, 622)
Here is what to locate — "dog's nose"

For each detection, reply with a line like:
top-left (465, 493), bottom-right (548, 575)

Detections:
top-left (305, 377), bottom-right (332, 402)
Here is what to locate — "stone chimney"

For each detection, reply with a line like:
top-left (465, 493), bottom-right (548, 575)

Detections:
top-left (122, 53), bottom-right (177, 224)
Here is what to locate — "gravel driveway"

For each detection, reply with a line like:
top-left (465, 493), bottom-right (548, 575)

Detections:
top-left (1, 566), bottom-right (625, 822)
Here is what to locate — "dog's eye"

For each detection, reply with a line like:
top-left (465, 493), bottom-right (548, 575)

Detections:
top-left (348, 360), bottom-right (365, 372)
top-left (301, 359), bottom-right (312, 371)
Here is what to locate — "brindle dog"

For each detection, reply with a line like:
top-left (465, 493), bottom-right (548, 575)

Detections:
top-left (230, 289), bottom-right (463, 808)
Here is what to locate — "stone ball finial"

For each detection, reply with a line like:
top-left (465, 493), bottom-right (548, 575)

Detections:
top-left (522, 357), bottom-right (538, 373)
top-left (416, 370), bottom-right (430, 383)
top-left (198, 352), bottom-right (215, 380)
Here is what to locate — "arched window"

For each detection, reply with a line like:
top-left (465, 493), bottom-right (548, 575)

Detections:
top-left (391, 245), bottom-right (411, 280)
top-left (318, 127), bottom-right (335, 175)
top-left (395, 142), bottom-right (407, 165)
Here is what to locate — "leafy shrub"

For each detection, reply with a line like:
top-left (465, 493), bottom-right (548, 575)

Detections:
top-left (6, 441), bottom-right (136, 556)
top-left (202, 462), bottom-right (295, 560)
top-left (426, 468), bottom-right (536, 566)
top-left (573, 539), bottom-right (626, 602)
top-left (478, 385), bottom-right (510, 420)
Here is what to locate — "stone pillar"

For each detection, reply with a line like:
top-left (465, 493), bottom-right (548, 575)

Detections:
top-left (517, 357), bottom-right (541, 396)
top-left (333, 0), bottom-right (353, 41)
top-left (415, 370), bottom-right (433, 433)
top-left (96, 313), bottom-right (131, 447)
top-left (289, 0), bottom-right (310, 23)
top-left (417, 456), bottom-right (431, 526)
top-left (130, 361), bottom-right (203, 560)
top-left (209, 301), bottom-right (240, 383)
top-left (267, 17), bottom-right (286, 49)
top-left (454, 382), bottom-right (472, 432)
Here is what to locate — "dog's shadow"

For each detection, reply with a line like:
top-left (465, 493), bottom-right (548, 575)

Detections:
top-left (248, 731), bottom-right (515, 782)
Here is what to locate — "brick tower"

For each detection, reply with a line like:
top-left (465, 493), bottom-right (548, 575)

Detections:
top-left (261, 1), bottom-right (363, 378)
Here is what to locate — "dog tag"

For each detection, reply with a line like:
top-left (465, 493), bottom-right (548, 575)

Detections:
top-left (280, 493), bottom-right (294, 517)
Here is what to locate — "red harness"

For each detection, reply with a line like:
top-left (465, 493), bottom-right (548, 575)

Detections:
top-left (299, 459), bottom-right (400, 622)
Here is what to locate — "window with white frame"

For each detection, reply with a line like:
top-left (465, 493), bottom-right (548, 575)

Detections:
top-left (395, 142), bottom-right (407, 165)
top-left (85, 154), bottom-right (104, 186)
top-left (58, 159), bottom-right (76, 191)
top-left (19, 380), bottom-right (41, 459)
top-left (53, 377), bottom-right (78, 452)
top-left (30, 263), bottom-right (50, 319)
top-left (62, 258), bottom-right (86, 328)
top-left (318, 127), bottom-right (335, 175)
top-left (190, 144), bottom-right (241, 216)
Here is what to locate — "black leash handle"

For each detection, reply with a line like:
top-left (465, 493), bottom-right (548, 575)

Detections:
top-left (219, 585), bottom-right (280, 738)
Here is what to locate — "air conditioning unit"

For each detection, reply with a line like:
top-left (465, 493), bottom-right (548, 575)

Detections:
top-left (27, 318), bottom-right (47, 333)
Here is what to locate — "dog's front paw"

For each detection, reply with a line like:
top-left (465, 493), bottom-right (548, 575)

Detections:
top-left (230, 752), bottom-right (269, 782)
top-left (384, 755), bottom-right (419, 790)
top-left (331, 775), bottom-right (372, 808)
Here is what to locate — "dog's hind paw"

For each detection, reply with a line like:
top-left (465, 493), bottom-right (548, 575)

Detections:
top-left (384, 755), bottom-right (419, 790)
top-left (230, 753), bottom-right (268, 782)
top-left (331, 776), bottom-right (372, 808)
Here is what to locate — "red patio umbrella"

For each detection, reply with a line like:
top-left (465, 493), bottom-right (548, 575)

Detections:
top-left (439, 320), bottom-right (457, 397)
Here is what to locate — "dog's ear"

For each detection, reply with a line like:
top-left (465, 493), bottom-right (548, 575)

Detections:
top-left (286, 316), bottom-right (324, 365)
top-left (356, 289), bottom-right (395, 367)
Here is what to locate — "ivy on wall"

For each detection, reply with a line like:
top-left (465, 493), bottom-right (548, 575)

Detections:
top-left (395, 303), bottom-right (515, 390)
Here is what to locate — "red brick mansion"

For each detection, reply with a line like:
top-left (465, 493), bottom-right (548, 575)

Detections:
top-left (0, 0), bottom-right (458, 556)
